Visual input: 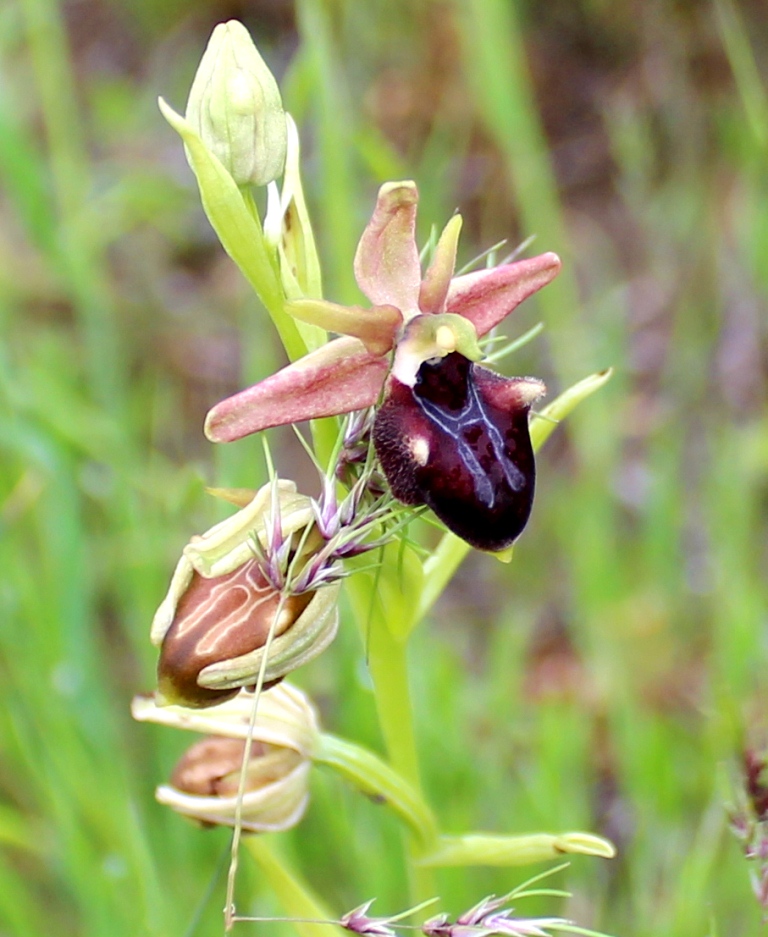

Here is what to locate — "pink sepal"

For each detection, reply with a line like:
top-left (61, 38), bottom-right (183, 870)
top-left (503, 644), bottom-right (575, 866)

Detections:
top-left (204, 337), bottom-right (389, 442)
top-left (446, 252), bottom-right (561, 337)
top-left (353, 181), bottom-right (422, 315)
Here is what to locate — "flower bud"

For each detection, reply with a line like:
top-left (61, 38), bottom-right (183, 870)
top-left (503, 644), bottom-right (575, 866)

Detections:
top-left (133, 684), bottom-right (318, 831)
top-left (151, 481), bottom-right (340, 708)
top-left (185, 20), bottom-right (287, 187)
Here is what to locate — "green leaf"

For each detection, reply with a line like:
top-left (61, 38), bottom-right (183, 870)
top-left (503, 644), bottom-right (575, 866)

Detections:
top-left (418, 831), bottom-right (616, 867)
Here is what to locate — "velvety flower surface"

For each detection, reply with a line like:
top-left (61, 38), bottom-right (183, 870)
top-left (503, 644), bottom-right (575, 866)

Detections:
top-left (374, 353), bottom-right (544, 551)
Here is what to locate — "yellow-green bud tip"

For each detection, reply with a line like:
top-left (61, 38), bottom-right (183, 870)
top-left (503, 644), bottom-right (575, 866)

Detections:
top-left (185, 20), bottom-right (287, 187)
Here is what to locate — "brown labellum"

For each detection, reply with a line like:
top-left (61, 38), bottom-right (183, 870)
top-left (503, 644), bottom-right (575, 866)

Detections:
top-left (157, 559), bottom-right (311, 707)
top-left (373, 352), bottom-right (544, 552)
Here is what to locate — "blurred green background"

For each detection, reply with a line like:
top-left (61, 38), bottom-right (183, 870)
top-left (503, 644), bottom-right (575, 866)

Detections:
top-left (1, 0), bottom-right (767, 934)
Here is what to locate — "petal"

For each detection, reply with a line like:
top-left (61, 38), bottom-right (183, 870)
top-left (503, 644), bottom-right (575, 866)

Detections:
top-left (354, 181), bottom-right (422, 315)
top-left (287, 299), bottom-right (402, 354)
top-left (204, 337), bottom-right (389, 442)
top-left (131, 682), bottom-right (319, 755)
top-left (418, 213), bottom-right (462, 314)
top-left (446, 252), bottom-right (561, 337)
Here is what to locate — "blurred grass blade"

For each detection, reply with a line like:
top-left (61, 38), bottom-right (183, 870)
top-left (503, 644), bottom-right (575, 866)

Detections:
top-left (715, 0), bottom-right (768, 148)
top-left (244, 837), bottom-right (343, 937)
top-left (458, 0), bottom-right (585, 381)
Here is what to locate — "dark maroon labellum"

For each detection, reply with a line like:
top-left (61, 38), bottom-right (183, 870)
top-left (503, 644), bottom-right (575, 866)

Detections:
top-left (373, 352), bottom-right (539, 551)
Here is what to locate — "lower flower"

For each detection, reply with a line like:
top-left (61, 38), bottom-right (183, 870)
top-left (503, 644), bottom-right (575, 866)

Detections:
top-left (158, 734), bottom-right (311, 832)
top-left (152, 481), bottom-right (340, 707)
top-left (132, 683), bottom-right (318, 832)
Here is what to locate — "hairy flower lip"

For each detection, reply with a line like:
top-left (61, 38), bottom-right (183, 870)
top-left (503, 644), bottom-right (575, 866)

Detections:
top-left (374, 354), bottom-right (545, 552)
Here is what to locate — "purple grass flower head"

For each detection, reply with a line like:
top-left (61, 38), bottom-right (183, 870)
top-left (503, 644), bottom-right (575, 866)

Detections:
top-left (423, 894), bottom-right (567, 937)
top-left (744, 749), bottom-right (768, 822)
top-left (205, 182), bottom-right (559, 551)
top-left (340, 900), bottom-right (399, 936)
top-left (474, 912), bottom-right (568, 936)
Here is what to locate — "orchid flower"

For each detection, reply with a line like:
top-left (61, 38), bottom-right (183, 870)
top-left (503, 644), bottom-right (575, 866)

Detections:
top-left (206, 181), bottom-right (560, 551)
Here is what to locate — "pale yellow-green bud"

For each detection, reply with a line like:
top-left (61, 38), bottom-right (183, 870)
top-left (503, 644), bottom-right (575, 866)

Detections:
top-left (132, 684), bottom-right (318, 832)
top-left (185, 20), bottom-right (287, 187)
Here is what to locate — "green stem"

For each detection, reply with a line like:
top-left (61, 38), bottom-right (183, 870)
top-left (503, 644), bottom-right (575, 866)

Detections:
top-left (344, 573), bottom-right (436, 903)
top-left (315, 733), bottom-right (438, 845)
top-left (418, 533), bottom-right (471, 623)
top-left (243, 837), bottom-right (344, 937)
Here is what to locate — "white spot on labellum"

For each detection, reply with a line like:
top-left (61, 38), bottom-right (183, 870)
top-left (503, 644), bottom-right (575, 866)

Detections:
top-left (409, 436), bottom-right (430, 466)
